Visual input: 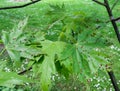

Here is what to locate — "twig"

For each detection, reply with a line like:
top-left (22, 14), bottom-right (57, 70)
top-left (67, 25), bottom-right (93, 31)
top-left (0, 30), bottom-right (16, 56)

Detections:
top-left (18, 67), bottom-right (32, 75)
top-left (106, 17), bottom-right (120, 23)
top-left (104, 0), bottom-right (120, 42)
top-left (111, 0), bottom-right (119, 11)
top-left (0, 48), bottom-right (6, 56)
top-left (93, 0), bottom-right (120, 90)
top-left (47, 16), bottom-right (65, 29)
top-left (92, 0), bottom-right (106, 6)
top-left (112, 17), bottom-right (120, 22)
top-left (0, 0), bottom-right (41, 10)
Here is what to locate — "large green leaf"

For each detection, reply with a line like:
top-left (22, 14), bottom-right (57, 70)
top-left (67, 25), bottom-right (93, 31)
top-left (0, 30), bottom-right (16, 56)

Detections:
top-left (41, 40), bottom-right (66, 56)
top-left (0, 71), bottom-right (31, 88)
top-left (59, 44), bottom-right (75, 60)
top-left (40, 56), bottom-right (56, 91)
top-left (60, 43), bottom-right (109, 83)
top-left (2, 31), bottom-right (21, 67)
top-left (33, 40), bottom-right (66, 91)
top-left (1, 19), bottom-right (28, 67)
top-left (1, 18), bottom-right (43, 68)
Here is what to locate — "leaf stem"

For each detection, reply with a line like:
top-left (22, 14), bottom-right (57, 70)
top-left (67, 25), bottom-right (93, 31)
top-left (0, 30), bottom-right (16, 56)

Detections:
top-left (0, 48), bottom-right (6, 56)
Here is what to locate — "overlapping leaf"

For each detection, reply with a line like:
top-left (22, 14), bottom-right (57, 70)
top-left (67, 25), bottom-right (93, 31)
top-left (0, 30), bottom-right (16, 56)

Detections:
top-left (0, 71), bottom-right (31, 88)
top-left (37, 40), bottom-right (66, 91)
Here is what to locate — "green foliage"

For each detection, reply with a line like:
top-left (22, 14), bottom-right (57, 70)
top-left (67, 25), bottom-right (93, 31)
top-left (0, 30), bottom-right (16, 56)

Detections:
top-left (0, 0), bottom-right (120, 91)
top-left (0, 71), bottom-right (31, 88)
top-left (51, 74), bottom-right (86, 91)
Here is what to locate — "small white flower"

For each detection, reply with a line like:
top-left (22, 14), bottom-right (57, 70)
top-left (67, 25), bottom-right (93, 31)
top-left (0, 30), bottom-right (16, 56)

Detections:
top-left (94, 83), bottom-right (100, 87)
top-left (110, 45), bottom-right (114, 49)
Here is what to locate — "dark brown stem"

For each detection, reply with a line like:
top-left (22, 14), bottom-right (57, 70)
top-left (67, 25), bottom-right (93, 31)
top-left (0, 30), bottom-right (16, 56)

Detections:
top-left (106, 17), bottom-right (120, 23)
top-left (104, 0), bottom-right (120, 42)
top-left (108, 71), bottom-right (120, 91)
top-left (0, 0), bottom-right (41, 10)
top-left (112, 17), bottom-right (120, 22)
top-left (18, 67), bottom-right (32, 75)
top-left (92, 0), bottom-right (106, 6)
top-left (93, 0), bottom-right (120, 90)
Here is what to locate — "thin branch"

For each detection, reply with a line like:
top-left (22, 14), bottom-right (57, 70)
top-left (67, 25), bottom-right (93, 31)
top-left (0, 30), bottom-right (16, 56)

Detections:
top-left (18, 67), bottom-right (32, 75)
top-left (112, 17), bottom-right (120, 22)
top-left (111, 0), bottom-right (119, 11)
top-left (92, 0), bottom-right (106, 6)
top-left (106, 17), bottom-right (120, 23)
top-left (108, 71), bottom-right (120, 91)
top-left (0, 0), bottom-right (41, 10)
top-left (104, 0), bottom-right (120, 42)
top-left (0, 48), bottom-right (6, 56)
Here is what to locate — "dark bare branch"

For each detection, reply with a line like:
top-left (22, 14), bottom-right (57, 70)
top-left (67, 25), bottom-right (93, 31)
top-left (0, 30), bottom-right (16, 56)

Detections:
top-left (104, 0), bottom-right (120, 42)
top-left (106, 17), bottom-right (120, 23)
top-left (108, 71), bottom-right (120, 91)
top-left (92, 0), bottom-right (106, 6)
top-left (0, 0), bottom-right (41, 10)
top-left (112, 17), bottom-right (120, 22)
